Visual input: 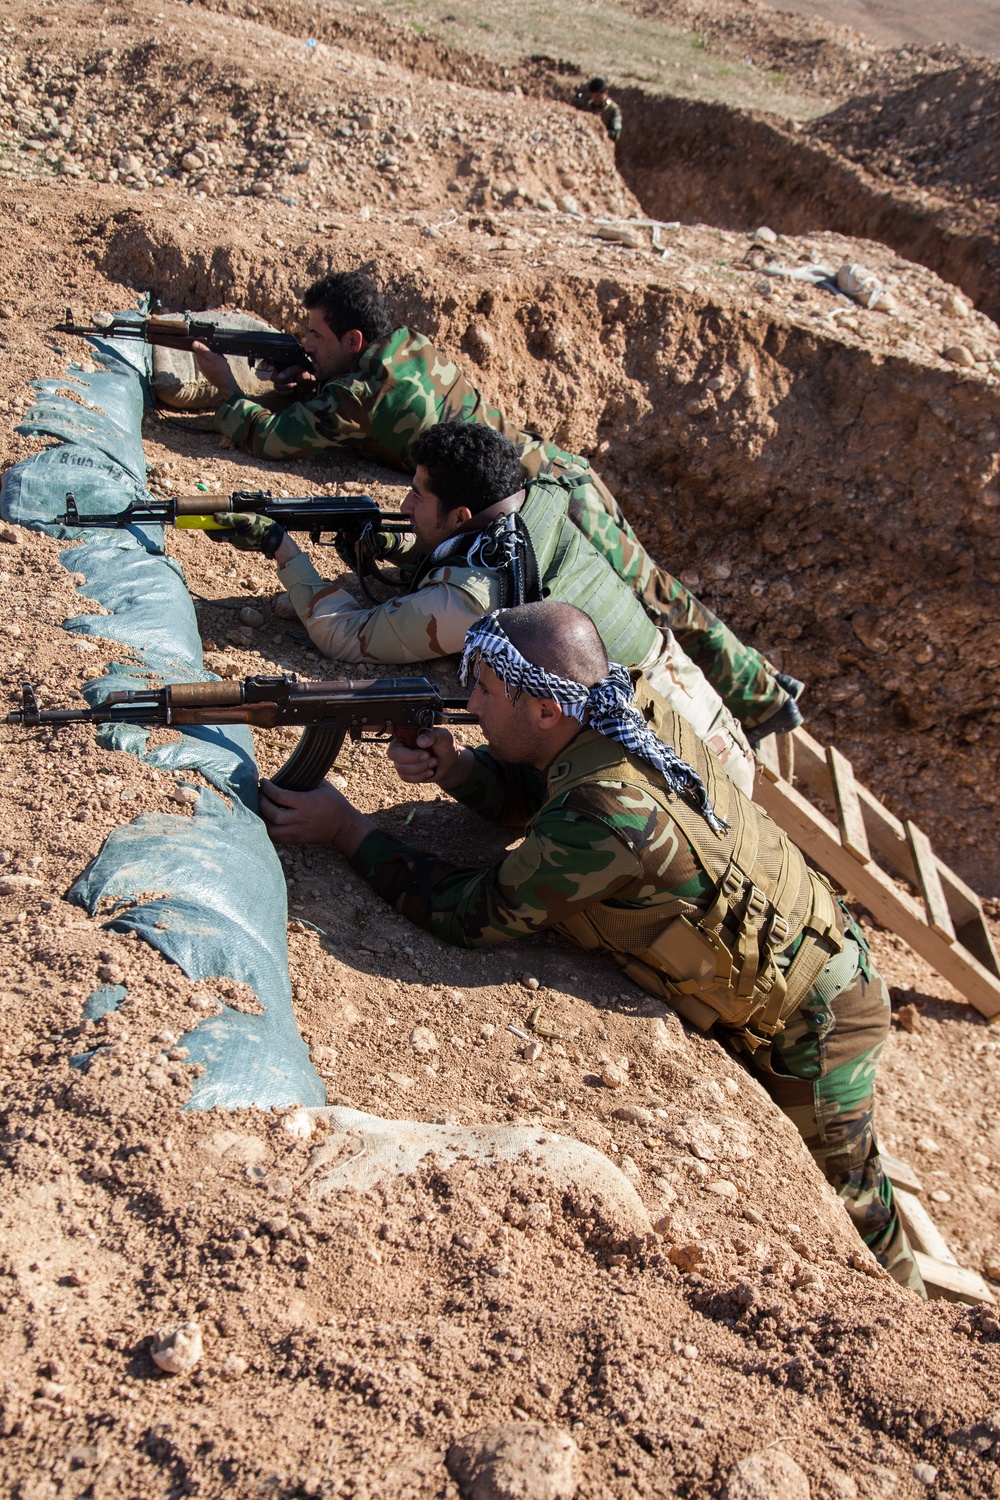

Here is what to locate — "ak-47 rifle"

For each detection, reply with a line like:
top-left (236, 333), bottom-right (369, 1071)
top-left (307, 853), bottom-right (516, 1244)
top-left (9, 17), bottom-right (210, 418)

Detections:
top-left (6, 676), bottom-right (476, 792)
top-left (59, 490), bottom-right (413, 551)
top-left (55, 308), bottom-right (312, 375)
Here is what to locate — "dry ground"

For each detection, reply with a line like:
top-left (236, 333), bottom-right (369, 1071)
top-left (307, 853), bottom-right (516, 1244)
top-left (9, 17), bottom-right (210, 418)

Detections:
top-left (1, 0), bottom-right (1000, 1496)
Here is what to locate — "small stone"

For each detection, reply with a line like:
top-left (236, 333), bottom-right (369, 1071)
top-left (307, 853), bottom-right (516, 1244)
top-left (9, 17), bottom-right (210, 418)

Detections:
top-left (171, 786), bottom-right (200, 807)
top-left (943, 292), bottom-right (971, 316)
top-left (916, 1136), bottom-right (940, 1153)
top-left (557, 194), bottom-right (579, 214)
top-left (930, 1189), bottom-right (952, 1204)
top-left (984, 1260), bottom-right (1000, 1282)
top-left (523, 976), bottom-right (540, 991)
top-left (599, 1062), bottom-right (627, 1090)
top-left (150, 1322), bottom-right (203, 1375)
top-left (411, 1025), bottom-right (438, 1056)
top-left (220, 1353), bottom-right (247, 1381)
top-left (682, 1343), bottom-right (699, 1360)
top-left (273, 592), bottom-right (298, 621)
top-left (913, 1465), bottom-right (938, 1486)
top-left (724, 1451), bottom-right (810, 1500)
top-left (180, 151), bottom-right (205, 172)
top-left (943, 344), bottom-right (976, 368)
top-left (387, 1072), bottom-right (413, 1090)
top-left (667, 1241), bottom-right (706, 1272)
top-left (612, 1105), bottom-right (654, 1127)
top-left (535, 196), bottom-right (558, 213)
top-left (706, 1179), bottom-right (738, 1198)
top-left (754, 226), bottom-right (778, 244)
top-left (447, 1421), bottom-right (579, 1500)
top-left (239, 606), bottom-right (265, 628)
top-left (282, 1107), bottom-right (313, 1140)
top-left (896, 1003), bottom-right (921, 1033)
top-left (0, 524), bottom-right (19, 544)
top-left (97, 962), bottom-right (125, 984)
top-left (0, 875), bottom-right (42, 895)
top-left (203, 651), bottom-right (240, 679)
top-left (522, 1041), bottom-right (543, 1063)
top-left (358, 112), bottom-right (379, 130)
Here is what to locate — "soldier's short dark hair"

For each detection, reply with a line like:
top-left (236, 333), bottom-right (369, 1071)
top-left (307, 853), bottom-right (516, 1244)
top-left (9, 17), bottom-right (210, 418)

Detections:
top-left (412, 424), bottom-right (522, 517)
top-left (303, 271), bottom-right (392, 343)
top-left (588, 77), bottom-right (607, 93)
top-left (498, 602), bottom-right (609, 687)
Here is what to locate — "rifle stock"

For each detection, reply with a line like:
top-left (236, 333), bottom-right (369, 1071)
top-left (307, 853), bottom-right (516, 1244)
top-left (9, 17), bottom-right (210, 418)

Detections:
top-left (5, 676), bottom-right (475, 793)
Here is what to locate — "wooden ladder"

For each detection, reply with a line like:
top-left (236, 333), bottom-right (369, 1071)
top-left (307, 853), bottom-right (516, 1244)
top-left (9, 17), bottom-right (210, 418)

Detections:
top-left (754, 728), bottom-right (1000, 1023)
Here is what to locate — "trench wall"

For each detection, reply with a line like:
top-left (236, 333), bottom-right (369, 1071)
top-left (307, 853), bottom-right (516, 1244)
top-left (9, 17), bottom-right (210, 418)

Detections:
top-left (613, 89), bottom-right (1000, 324)
top-left (97, 223), bottom-right (1000, 891)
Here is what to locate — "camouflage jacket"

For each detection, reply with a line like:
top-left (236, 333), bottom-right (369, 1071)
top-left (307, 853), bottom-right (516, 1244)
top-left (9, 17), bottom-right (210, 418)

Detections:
top-left (352, 729), bottom-right (716, 948)
top-left (591, 97), bottom-right (622, 140)
top-left (216, 326), bottom-right (788, 728)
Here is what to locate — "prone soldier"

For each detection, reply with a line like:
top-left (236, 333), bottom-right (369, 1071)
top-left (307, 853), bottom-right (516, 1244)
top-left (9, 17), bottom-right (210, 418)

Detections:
top-left (216, 423), bottom-right (759, 794)
top-left (258, 600), bottom-right (924, 1295)
top-left (191, 270), bottom-right (803, 750)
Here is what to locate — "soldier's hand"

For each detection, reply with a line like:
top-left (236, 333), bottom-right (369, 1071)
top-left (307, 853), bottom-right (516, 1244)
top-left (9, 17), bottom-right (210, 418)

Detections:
top-left (258, 361), bottom-right (317, 396)
top-left (388, 728), bottom-right (468, 788)
top-left (259, 778), bottom-right (372, 856)
top-left (191, 341), bottom-right (240, 399)
top-left (208, 512), bottom-right (287, 559)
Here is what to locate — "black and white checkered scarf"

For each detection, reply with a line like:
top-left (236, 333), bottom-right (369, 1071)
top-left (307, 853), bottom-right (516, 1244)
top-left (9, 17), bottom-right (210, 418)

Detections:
top-left (460, 613), bottom-right (726, 834)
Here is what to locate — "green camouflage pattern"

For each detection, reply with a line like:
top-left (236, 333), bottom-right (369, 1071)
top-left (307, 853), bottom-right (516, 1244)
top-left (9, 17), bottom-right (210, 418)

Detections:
top-left (759, 918), bottom-right (924, 1293)
top-left (351, 732), bottom-right (920, 1290)
top-left (591, 96), bottom-right (623, 140)
top-left (214, 326), bottom-right (787, 726)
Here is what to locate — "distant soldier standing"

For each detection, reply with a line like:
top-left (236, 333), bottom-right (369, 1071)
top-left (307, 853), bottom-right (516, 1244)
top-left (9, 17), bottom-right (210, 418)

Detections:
top-left (574, 76), bottom-right (622, 142)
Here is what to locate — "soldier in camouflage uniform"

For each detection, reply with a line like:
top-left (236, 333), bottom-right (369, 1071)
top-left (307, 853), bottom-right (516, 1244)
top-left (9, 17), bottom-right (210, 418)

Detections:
top-left (259, 601), bottom-right (923, 1294)
top-left (573, 76), bottom-right (623, 141)
top-left (192, 270), bottom-right (802, 748)
top-left (217, 423), bottom-right (758, 793)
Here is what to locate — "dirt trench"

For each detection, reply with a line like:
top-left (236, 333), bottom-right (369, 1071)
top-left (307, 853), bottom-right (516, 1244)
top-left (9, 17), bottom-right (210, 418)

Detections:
top-left (96, 212), bottom-right (1000, 892)
top-left (614, 87), bottom-right (1000, 322)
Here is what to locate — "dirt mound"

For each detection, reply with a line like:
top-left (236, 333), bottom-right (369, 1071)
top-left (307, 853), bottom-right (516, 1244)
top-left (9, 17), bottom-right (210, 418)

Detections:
top-left (625, 0), bottom-right (969, 101)
top-left (814, 63), bottom-right (1000, 211)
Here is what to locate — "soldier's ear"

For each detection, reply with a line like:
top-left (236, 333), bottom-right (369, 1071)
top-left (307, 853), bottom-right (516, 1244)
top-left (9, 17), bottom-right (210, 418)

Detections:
top-left (342, 328), bottom-right (366, 356)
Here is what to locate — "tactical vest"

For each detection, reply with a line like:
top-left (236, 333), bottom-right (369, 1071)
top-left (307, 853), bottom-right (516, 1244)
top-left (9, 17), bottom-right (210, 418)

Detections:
top-left (552, 709), bottom-right (844, 1047)
top-left (419, 476), bottom-right (659, 669)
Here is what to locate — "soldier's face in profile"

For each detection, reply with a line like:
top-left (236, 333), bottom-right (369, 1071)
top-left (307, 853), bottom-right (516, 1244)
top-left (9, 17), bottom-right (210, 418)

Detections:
top-left (303, 308), bottom-right (362, 380)
top-left (467, 663), bottom-right (562, 768)
top-left (401, 465), bottom-right (472, 552)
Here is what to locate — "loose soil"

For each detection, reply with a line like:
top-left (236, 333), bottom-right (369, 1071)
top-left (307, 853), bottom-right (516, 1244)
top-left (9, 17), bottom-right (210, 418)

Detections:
top-left (1, 0), bottom-right (1000, 1497)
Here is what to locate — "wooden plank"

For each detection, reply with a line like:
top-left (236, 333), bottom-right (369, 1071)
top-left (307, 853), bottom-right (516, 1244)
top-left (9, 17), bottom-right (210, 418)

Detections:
top-left (827, 745), bottom-right (871, 863)
top-left (753, 771), bottom-right (1000, 1020)
top-left (907, 820), bottom-right (956, 943)
top-left (881, 1153), bottom-right (924, 1196)
top-left (914, 1252), bottom-right (997, 1306)
top-left (785, 732), bottom-right (1000, 978)
top-left (895, 1188), bottom-right (957, 1264)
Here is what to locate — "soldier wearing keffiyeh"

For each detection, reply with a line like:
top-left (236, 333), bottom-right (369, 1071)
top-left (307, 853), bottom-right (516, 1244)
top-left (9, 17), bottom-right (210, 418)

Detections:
top-left (259, 602), bottom-right (923, 1295)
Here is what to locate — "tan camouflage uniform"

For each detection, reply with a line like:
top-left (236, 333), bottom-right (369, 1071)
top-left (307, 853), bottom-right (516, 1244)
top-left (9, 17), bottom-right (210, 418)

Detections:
top-left (279, 473), bottom-right (757, 794)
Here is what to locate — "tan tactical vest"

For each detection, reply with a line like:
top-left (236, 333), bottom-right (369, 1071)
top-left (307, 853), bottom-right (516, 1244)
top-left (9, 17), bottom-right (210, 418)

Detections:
top-left (554, 705), bottom-right (844, 1047)
top-left (437, 477), bottom-right (659, 669)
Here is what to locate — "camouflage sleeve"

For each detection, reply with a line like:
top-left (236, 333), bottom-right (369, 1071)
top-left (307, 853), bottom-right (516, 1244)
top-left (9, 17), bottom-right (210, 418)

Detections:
top-left (349, 807), bottom-right (644, 947)
top-left (213, 378), bottom-right (374, 460)
top-left (563, 472), bottom-right (788, 729)
top-left (275, 552), bottom-right (488, 663)
top-left (603, 101), bottom-right (622, 140)
top-left (448, 747), bottom-right (549, 829)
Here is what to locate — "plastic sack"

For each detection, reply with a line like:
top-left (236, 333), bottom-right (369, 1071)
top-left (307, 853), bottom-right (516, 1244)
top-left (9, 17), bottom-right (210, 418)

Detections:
top-left (0, 327), bottom-right (324, 1111)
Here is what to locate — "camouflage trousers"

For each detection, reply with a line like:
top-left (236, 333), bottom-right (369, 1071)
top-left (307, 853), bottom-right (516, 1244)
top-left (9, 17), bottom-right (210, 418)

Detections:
top-left (639, 636), bottom-right (756, 798)
top-left (748, 918), bottom-right (925, 1295)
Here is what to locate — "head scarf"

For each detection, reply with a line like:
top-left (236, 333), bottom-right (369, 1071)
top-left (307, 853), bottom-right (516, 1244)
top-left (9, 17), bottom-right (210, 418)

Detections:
top-left (460, 613), bottom-right (726, 834)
